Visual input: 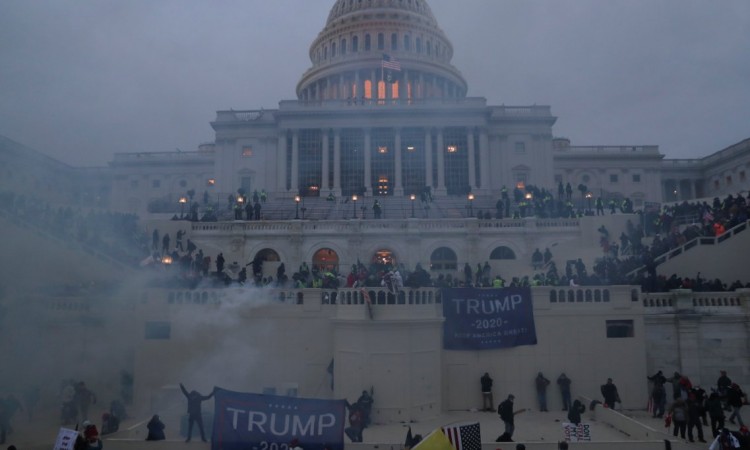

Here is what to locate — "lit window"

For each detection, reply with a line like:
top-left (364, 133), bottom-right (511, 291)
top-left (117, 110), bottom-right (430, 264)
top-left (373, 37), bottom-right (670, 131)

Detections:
top-left (610, 174), bottom-right (619, 183)
top-left (514, 142), bottom-right (526, 153)
top-left (242, 147), bottom-right (253, 157)
top-left (446, 145), bottom-right (458, 153)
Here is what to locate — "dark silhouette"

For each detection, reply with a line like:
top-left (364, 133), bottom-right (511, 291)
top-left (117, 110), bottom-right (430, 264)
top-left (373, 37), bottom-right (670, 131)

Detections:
top-left (146, 414), bottom-right (166, 441)
top-left (179, 383), bottom-right (215, 442)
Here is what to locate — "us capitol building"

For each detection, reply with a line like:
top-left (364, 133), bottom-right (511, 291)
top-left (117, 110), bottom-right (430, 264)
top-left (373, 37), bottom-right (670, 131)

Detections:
top-left (1, 0), bottom-right (750, 433)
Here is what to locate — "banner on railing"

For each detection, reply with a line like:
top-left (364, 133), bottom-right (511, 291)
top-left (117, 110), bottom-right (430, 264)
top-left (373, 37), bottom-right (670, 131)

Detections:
top-left (212, 388), bottom-right (346, 450)
top-left (442, 287), bottom-right (537, 350)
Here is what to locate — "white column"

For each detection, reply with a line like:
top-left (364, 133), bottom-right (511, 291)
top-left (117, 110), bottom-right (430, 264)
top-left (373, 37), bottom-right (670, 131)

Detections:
top-left (277, 131), bottom-right (287, 193)
top-left (436, 128), bottom-right (446, 195)
top-left (425, 129), bottom-right (433, 188)
top-left (364, 129), bottom-right (372, 195)
top-left (479, 129), bottom-right (490, 193)
top-left (394, 128), bottom-right (403, 196)
top-left (467, 128), bottom-right (476, 191)
top-left (321, 131), bottom-right (329, 193)
top-left (291, 130), bottom-right (299, 194)
top-left (333, 130), bottom-right (342, 196)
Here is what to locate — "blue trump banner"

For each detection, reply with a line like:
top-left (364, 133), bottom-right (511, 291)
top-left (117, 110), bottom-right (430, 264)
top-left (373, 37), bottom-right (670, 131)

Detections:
top-left (442, 287), bottom-right (537, 350)
top-left (212, 388), bottom-right (346, 450)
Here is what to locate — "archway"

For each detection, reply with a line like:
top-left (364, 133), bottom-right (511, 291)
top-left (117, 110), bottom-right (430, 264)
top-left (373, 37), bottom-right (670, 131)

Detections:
top-left (490, 246), bottom-right (516, 260)
top-left (430, 247), bottom-right (457, 270)
top-left (312, 248), bottom-right (339, 272)
top-left (371, 249), bottom-right (397, 270)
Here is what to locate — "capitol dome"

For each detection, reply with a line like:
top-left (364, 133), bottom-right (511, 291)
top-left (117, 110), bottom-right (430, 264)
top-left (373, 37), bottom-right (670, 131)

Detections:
top-left (297, 0), bottom-right (468, 103)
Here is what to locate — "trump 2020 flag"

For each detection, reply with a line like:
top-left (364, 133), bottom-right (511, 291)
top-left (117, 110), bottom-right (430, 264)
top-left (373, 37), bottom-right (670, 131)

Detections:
top-left (442, 287), bottom-right (537, 350)
top-left (212, 388), bottom-right (346, 450)
top-left (441, 422), bottom-right (481, 450)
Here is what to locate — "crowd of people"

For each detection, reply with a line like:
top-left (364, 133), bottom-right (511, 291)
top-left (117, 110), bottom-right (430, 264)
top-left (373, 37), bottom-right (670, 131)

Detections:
top-left (648, 369), bottom-right (750, 446)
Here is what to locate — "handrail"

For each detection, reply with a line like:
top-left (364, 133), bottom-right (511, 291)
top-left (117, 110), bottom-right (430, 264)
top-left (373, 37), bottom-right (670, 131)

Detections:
top-left (626, 220), bottom-right (750, 277)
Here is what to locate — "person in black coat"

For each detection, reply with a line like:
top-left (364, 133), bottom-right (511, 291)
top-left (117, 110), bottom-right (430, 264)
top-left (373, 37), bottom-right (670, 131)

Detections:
top-left (180, 383), bottom-right (215, 442)
top-left (601, 378), bottom-right (621, 409)
top-left (146, 414), bottom-right (166, 441)
top-left (567, 399), bottom-right (586, 425)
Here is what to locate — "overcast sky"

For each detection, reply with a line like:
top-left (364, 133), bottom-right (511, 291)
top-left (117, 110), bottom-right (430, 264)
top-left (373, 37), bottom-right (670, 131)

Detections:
top-left (0, 0), bottom-right (748, 167)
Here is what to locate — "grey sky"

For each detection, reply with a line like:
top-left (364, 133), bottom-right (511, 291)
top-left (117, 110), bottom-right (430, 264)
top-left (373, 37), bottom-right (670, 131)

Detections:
top-left (0, 0), bottom-right (748, 166)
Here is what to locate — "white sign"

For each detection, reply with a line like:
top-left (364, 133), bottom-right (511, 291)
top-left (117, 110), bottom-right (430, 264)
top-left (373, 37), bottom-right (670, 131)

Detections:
top-left (562, 422), bottom-right (591, 442)
top-left (53, 427), bottom-right (80, 450)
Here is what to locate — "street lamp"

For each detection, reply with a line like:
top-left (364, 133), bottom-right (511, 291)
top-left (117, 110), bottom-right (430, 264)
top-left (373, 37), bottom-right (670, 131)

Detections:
top-left (585, 192), bottom-right (593, 213)
top-left (178, 196), bottom-right (188, 219)
top-left (294, 195), bottom-right (301, 219)
top-left (467, 193), bottom-right (475, 217)
top-left (236, 196), bottom-right (244, 220)
top-left (352, 195), bottom-right (358, 218)
top-left (410, 194), bottom-right (416, 218)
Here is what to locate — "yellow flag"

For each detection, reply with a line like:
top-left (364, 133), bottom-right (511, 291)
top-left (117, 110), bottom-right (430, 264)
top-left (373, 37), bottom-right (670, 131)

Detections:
top-left (412, 428), bottom-right (454, 450)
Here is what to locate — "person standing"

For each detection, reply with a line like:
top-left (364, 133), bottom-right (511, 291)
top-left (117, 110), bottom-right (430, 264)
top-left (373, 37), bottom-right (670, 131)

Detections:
top-left (708, 392), bottom-right (726, 438)
top-left (557, 373), bottom-right (572, 411)
top-left (535, 372), bottom-right (550, 412)
top-left (718, 371), bottom-right (733, 410)
top-left (179, 383), bottom-right (215, 443)
top-left (669, 398), bottom-right (688, 439)
top-left (728, 383), bottom-right (745, 427)
top-left (650, 379), bottom-right (667, 419)
top-left (687, 393), bottom-right (706, 443)
top-left (600, 378), bottom-right (621, 410)
top-left (481, 373), bottom-right (494, 412)
top-left (497, 394), bottom-right (517, 442)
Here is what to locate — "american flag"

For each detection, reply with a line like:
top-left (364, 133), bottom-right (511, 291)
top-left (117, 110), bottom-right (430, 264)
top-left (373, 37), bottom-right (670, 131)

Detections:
top-left (381, 53), bottom-right (401, 71)
top-left (441, 422), bottom-right (481, 450)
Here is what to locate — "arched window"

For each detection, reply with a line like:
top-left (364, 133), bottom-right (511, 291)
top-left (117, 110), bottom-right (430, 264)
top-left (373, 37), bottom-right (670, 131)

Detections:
top-left (490, 246), bottom-right (516, 260)
top-left (365, 34), bottom-right (371, 51)
top-left (331, 42), bottom-right (337, 58)
top-left (404, 35), bottom-right (411, 51)
top-left (430, 247), bottom-right (457, 270)
top-left (352, 36), bottom-right (359, 52)
top-left (254, 248), bottom-right (281, 263)
top-left (371, 249), bottom-right (397, 269)
top-left (416, 37), bottom-right (422, 54)
top-left (341, 39), bottom-right (347, 55)
top-left (313, 248), bottom-right (339, 271)
top-left (391, 33), bottom-right (398, 51)
top-left (378, 33), bottom-right (385, 50)
top-left (324, 46), bottom-right (328, 60)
